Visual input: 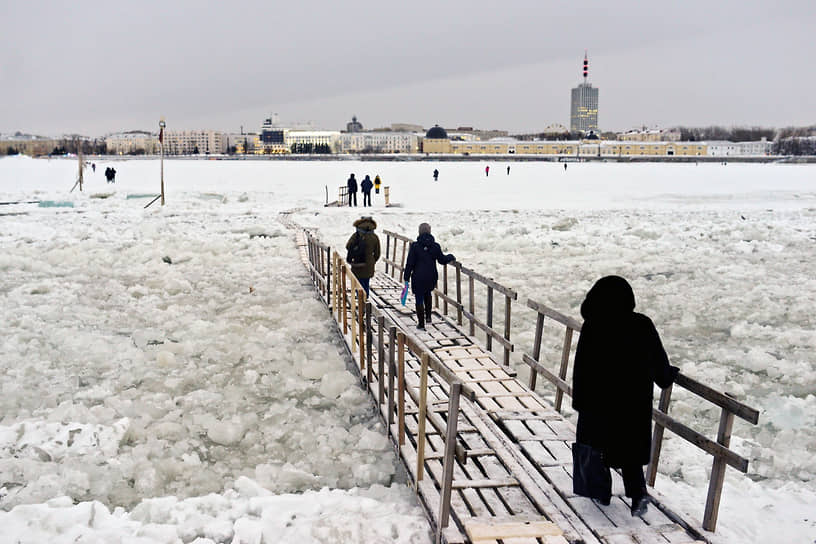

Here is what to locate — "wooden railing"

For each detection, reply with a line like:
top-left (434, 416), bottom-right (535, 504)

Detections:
top-left (304, 231), bottom-right (331, 307)
top-left (523, 298), bottom-right (760, 532)
top-left (307, 233), bottom-right (474, 542)
top-left (383, 229), bottom-right (517, 365)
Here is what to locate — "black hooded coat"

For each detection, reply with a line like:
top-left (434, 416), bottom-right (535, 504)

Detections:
top-left (403, 233), bottom-right (455, 296)
top-left (572, 276), bottom-right (678, 468)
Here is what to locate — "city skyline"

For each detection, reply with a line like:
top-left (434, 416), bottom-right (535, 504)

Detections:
top-left (1, 1), bottom-right (814, 136)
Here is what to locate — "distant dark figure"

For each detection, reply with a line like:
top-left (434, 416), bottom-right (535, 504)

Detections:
top-left (105, 167), bottom-right (115, 184)
top-left (506, 165), bottom-right (510, 175)
top-left (485, 165), bottom-right (490, 177)
top-left (361, 175), bottom-right (373, 207)
top-left (347, 173), bottom-right (358, 207)
top-left (374, 175), bottom-right (381, 194)
top-left (345, 216), bottom-right (380, 296)
top-left (91, 163), bottom-right (96, 173)
top-left (572, 276), bottom-right (678, 517)
top-left (564, 163), bottom-right (568, 171)
top-left (403, 223), bottom-right (455, 330)
top-left (433, 169), bottom-right (439, 181)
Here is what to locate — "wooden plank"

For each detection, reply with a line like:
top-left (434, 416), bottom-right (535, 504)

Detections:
top-left (651, 410), bottom-right (748, 472)
top-left (464, 519), bottom-right (561, 540)
top-left (521, 441), bottom-right (560, 468)
top-left (674, 373), bottom-right (759, 424)
top-left (452, 478), bottom-right (520, 489)
top-left (457, 262), bottom-right (518, 299)
top-left (526, 298), bottom-right (583, 332)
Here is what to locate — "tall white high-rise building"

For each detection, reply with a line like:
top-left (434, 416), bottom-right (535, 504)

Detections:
top-left (570, 52), bottom-right (599, 133)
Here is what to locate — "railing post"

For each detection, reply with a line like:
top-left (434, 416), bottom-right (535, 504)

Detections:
top-left (455, 264), bottom-right (462, 325)
top-left (486, 286), bottom-right (494, 351)
top-left (398, 332), bottom-right (405, 446)
top-left (703, 407), bottom-right (735, 531)
top-left (647, 383), bottom-right (673, 486)
top-left (366, 302), bottom-right (373, 385)
top-left (417, 353), bottom-right (429, 484)
top-left (503, 295), bottom-right (512, 366)
top-left (350, 282), bottom-right (357, 353)
top-left (357, 289), bottom-right (365, 366)
top-left (468, 275), bottom-right (475, 336)
top-left (529, 313), bottom-right (544, 390)
top-left (554, 327), bottom-right (573, 412)
top-left (341, 264), bottom-right (348, 334)
top-left (442, 264), bottom-right (448, 315)
top-left (377, 316), bottom-right (385, 405)
top-left (326, 246), bottom-right (332, 310)
top-left (388, 326), bottom-right (396, 426)
top-left (437, 381), bottom-right (462, 544)
top-left (385, 233), bottom-right (391, 276)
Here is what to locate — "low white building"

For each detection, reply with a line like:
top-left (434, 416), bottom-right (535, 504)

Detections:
top-left (105, 131), bottom-right (158, 155)
top-left (337, 132), bottom-right (419, 153)
top-left (163, 130), bottom-right (228, 155)
top-left (286, 130), bottom-right (340, 151)
top-left (706, 140), bottom-right (773, 156)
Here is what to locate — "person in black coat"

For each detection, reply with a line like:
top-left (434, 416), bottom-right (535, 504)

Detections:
top-left (347, 174), bottom-right (358, 207)
top-left (360, 175), bottom-right (373, 207)
top-left (403, 223), bottom-right (455, 329)
top-left (572, 275), bottom-right (678, 516)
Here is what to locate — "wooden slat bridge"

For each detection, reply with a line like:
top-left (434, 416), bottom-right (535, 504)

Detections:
top-left (280, 213), bottom-right (758, 544)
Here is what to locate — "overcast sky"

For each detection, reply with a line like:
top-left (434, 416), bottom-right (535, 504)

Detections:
top-left (1, 0), bottom-right (814, 136)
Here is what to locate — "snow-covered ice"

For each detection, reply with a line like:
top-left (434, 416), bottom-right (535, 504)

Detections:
top-left (0, 155), bottom-right (814, 543)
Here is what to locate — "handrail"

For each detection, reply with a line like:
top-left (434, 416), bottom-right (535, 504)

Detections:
top-left (523, 297), bottom-right (760, 531)
top-left (382, 229), bottom-right (517, 366)
top-left (306, 231), bottom-right (469, 542)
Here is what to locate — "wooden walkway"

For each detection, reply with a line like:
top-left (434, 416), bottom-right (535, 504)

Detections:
top-left (286, 222), bottom-right (709, 544)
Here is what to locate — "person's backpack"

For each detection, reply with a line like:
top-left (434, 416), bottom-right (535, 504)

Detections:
top-left (347, 233), bottom-right (367, 265)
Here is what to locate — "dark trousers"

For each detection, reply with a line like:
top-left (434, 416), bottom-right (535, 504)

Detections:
top-left (415, 292), bottom-right (432, 327)
top-left (358, 277), bottom-right (370, 296)
top-left (362, 191), bottom-right (371, 206)
top-left (348, 192), bottom-right (357, 206)
top-left (621, 465), bottom-right (646, 500)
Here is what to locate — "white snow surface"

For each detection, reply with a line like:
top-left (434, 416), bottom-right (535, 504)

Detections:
top-left (0, 155), bottom-right (814, 543)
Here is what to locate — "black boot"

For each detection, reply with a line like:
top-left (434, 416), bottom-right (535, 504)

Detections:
top-left (425, 307), bottom-right (432, 324)
top-left (630, 494), bottom-right (649, 517)
top-left (416, 303), bottom-right (425, 330)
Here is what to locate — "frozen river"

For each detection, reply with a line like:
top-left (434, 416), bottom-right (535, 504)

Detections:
top-left (0, 156), bottom-right (814, 543)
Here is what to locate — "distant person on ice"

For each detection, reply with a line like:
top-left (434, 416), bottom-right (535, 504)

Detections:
top-left (433, 168), bottom-right (439, 181)
top-left (361, 175), bottom-right (373, 207)
top-left (345, 216), bottom-right (380, 296)
top-left (485, 165), bottom-right (490, 177)
top-left (374, 174), bottom-right (381, 194)
top-left (403, 223), bottom-right (455, 330)
top-left (347, 173), bottom-right (358, 207)
top-left (564, 163), bottom-right (568, 171)
top-left (571, 275), bottom-right (678, 517)
top-left (506, 165), bottom-right (510, 175)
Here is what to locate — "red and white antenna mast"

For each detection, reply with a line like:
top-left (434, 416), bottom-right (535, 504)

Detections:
top-left (583, 50), bottom-right (589, 82)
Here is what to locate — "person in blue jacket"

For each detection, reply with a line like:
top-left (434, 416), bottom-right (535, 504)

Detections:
top-left (403, 223), bottom-right (455, 329)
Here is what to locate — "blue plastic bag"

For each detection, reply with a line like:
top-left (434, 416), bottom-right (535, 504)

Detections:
top-left (400, 282), bottom-right (409, 306)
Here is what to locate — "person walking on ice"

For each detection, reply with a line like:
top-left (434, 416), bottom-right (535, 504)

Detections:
top-left (347, 173), bottom-right (358, 207)
top-left (506, 165), bottom-right (510, 175)
top-left (403, 223), bottom-right (456, 330)
top-left (345, 216), bottom-right (380, 296)
top-left (433, 168), bottom-right (439, 181)
top-left (571, 275), bottom-right (678, 516)
top-left (361, 174), bottom-right (373, 207)
top-left (485, 165), bottom-right (490, 177)
top-left (374, 174), bottom-right (381, 194)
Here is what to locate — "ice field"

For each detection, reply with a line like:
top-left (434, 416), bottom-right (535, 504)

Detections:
top-left (0, 155), bottom-right (814, 543)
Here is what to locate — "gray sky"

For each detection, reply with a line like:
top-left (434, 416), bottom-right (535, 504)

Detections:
top-left (2, 0), bottom-right (814, 136)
